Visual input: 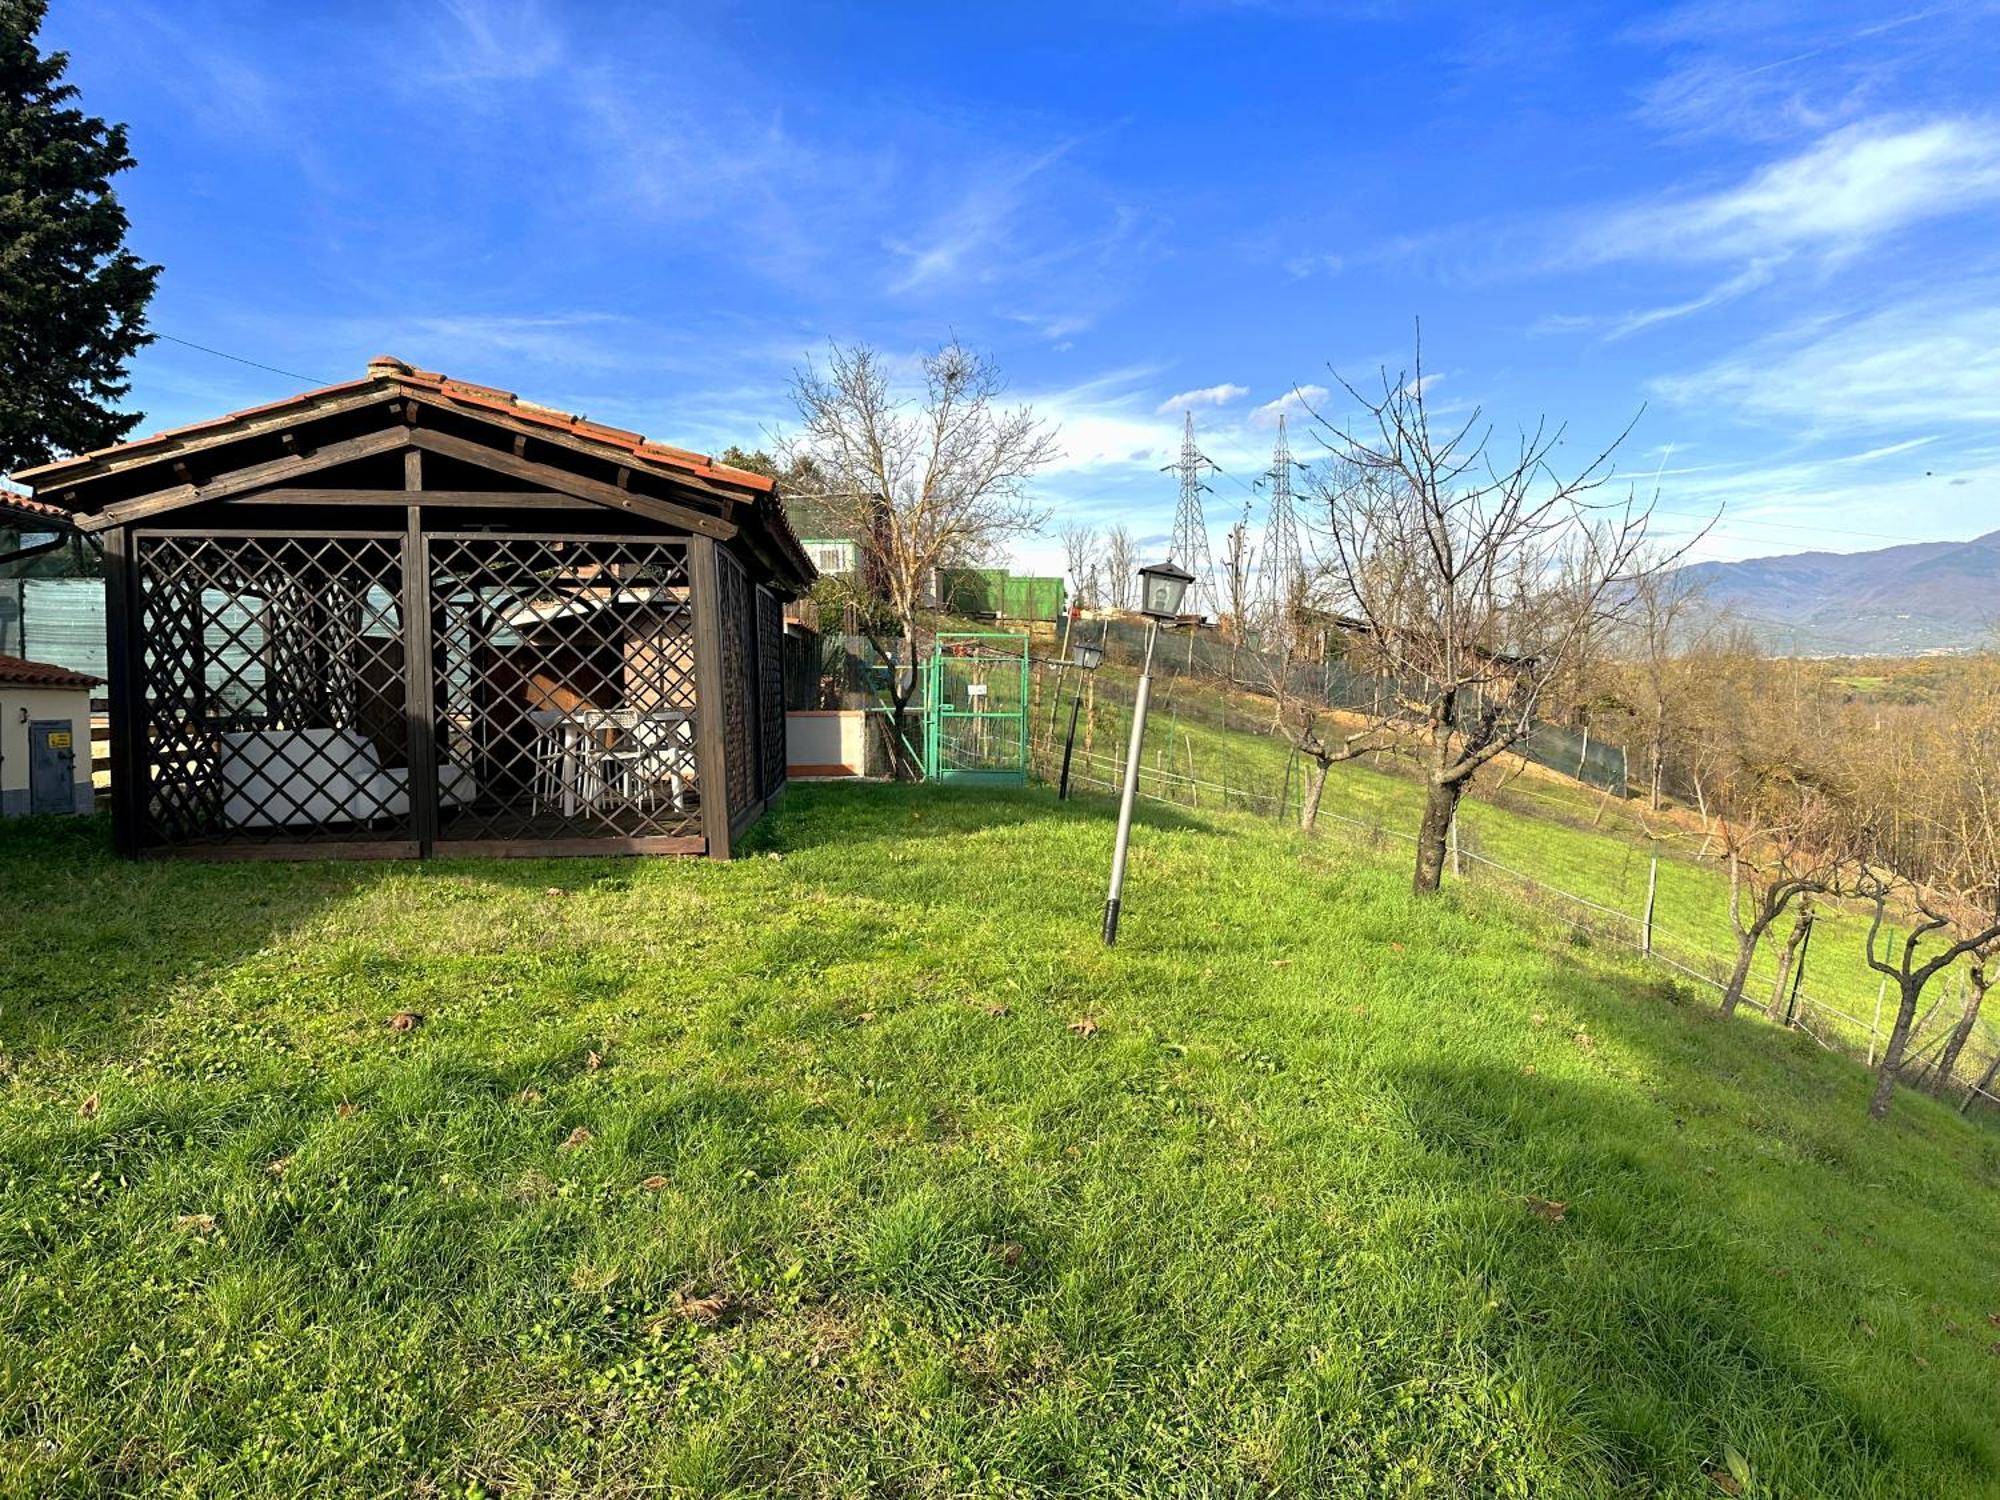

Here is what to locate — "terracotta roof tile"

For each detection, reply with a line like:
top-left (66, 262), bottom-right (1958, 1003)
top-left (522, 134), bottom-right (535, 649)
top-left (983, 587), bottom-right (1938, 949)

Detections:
top-left (0, 653), bottom-right (102, 690)
top-left (0, 492), bottom-right (76, 528)
top-left (11, 357), bottom-right (778, 499)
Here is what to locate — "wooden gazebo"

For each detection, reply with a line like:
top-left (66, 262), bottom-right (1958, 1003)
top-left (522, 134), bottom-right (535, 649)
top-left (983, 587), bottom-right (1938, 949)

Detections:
top-left (14, 357), bottom-right (814, 860)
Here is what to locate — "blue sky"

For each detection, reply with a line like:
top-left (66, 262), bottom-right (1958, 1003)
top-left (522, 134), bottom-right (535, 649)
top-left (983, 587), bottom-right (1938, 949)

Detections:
top-left (39, 0), bottom-right (2000, 575)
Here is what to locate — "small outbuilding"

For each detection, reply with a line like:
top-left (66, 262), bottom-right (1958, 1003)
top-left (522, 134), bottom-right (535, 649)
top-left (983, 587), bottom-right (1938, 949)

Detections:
top-left (0, 653), bottom-right (99, 817)
top-left (14, 357), bottom-right (815, 860)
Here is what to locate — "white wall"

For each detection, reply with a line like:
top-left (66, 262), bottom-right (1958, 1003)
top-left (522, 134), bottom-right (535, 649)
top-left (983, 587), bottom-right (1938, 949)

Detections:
top-left (0, 684), bottom-right (95, 815)
top-left (786, 710), bottom-right (871, 778)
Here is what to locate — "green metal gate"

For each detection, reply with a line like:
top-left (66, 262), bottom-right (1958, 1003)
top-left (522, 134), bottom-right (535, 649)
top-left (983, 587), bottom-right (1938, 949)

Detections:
top-left (924, 632), bottom-right (1028, 784)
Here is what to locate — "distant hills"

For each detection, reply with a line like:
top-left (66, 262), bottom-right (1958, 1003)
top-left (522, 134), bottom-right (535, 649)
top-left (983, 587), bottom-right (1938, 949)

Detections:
top-left (1681, 530), bottom-right (2000, 655)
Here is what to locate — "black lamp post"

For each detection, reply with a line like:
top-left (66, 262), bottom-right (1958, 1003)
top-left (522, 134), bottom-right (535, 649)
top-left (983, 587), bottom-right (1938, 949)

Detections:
top-left (1057, 633), bottom-right (1105, 801)
top-left (1103, 559), bottom-right (1194, 945)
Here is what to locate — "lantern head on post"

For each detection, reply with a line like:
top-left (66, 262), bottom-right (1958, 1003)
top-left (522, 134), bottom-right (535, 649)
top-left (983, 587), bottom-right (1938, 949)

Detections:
top-left (1070, 639), bottom-right (1105, 671)
top-left (1137, 559), bottom-right (1195, 622)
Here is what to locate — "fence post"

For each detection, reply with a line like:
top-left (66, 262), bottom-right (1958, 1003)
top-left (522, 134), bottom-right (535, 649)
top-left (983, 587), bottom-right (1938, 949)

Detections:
top-left (1868, 978), bottom-right (1886, 1066)
top-left (1961, 1052), bottom-right (2000, 1115)
top-left (1447, 808), bottom-right (1461, 880)
top-left (1641, 852), bottom-right (1658, 956)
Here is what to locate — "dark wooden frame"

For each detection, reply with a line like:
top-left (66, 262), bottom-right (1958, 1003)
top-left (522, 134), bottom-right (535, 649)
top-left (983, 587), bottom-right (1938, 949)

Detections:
top-left (73, 405), bottom-right (809, 862)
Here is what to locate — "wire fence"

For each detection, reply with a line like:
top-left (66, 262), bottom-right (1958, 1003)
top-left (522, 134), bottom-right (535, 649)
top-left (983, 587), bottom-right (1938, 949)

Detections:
top-left (1031, 668), bottom-right (2000, 1122)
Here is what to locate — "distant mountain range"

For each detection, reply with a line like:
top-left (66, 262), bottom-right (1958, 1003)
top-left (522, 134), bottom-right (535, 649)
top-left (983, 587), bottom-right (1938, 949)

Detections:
top-left (1681, 530), bottom-right (2000, 655)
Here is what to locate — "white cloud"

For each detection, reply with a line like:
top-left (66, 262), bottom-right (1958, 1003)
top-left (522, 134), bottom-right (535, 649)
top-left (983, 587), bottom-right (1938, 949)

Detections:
top-left (1155, 383), bottom-right (1249, 415)
top-left (1652, 296), bottom-right (2000, 429)
top-left (1572, 117), bottom-right (2000, 267)
top-left (1250, 384), bottom-right (1330, 428)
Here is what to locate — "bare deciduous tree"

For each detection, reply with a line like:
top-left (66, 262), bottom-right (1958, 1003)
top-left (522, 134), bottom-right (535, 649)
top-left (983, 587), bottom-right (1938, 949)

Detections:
top-left (1306, 337), bottom-right (1685, 894)
top-left (785, 339), bottom-right (1058, 776)
top-left (1715, 773), bottom-right (1848, 1018)
top-left (1624, 563), bottom-right (1712, 813)
top-left (1858, 870), bottom-right (2000, 1120)
top-left (1105, 525), bottom-right (1136, 610)
top-left (1258, 650), bottom-right (1398, 833)
top-left (1060, 522), bottom-right (1098, 610)
top-left (1221, 504), bottom-right (1255, 644)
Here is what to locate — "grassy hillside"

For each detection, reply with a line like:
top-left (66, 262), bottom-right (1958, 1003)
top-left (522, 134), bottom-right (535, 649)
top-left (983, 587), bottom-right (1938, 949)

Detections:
top-left (1040, 662), bottom-right (1985, 1064)
top-left (4, 789), bottom-right (2000, 1496)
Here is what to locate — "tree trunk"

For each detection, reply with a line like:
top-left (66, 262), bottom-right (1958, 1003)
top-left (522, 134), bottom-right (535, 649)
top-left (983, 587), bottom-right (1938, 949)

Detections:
top-left (1647, 717), bottom-right (1665, 814)
top-left (1768, 902), bottom-right (1812, 1018)
top-left (1414, 776), bottom-right (1457, 895)
top-left (1932, 965), bottom-right (1987, 1096)
top-left (1870, 982), bottom-right (1921, 1121)
top-left (1720, 934), bottom-right (1758, 1019)
top-left (1300, 758), bottom-right (1331, 834)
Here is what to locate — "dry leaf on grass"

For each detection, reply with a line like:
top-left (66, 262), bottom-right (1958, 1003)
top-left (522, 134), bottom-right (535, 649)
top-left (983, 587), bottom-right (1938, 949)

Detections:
top-left (1529, 1012), bottom-right (1547, 1027)
top-left (1520, 1064), bottom-right (1538, 1077)
top-left (1067, 1018), bottom-right (1100, 1038)
top-left (639, 1175), bottom-right (669, 1192)
top-left (1857, 1319), bottom-right (1878, 1339)
top-left (1706, 1470), bottom-right (1742, 1496)
top-left (585, 1050), bottom-right (604, 1072)
top-left (561, 1127), bottom-right (594, 1150)
top-left (515, 1088), bottom-right (543, 1105)
top-left (1525, 1196), bottom-right (1567, 1224)
top-left (176, 1213), bottom-right (217, 1233)
top-left (675, 1291), bottom-right (734, 1325)
top-left (334, 1101), bottom-right (356, 1119)
top-left (266, 1156), bottom-right (291, 1178)
top-left (78, 1092), bottom-right (100, 1119)
top-left (982, 1003), bottom-right (1010, 1017)
top-left (988, 1241), bottom-right (1025, 1267)
top-left (387, 1011), bottom-right (424, 1032)
top-left (543, 886), bottom-right (566, 898)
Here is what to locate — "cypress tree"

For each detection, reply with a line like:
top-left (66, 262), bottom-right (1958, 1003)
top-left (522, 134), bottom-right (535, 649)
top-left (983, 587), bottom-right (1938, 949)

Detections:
top-left (1, 0), bottom-right (159, 475)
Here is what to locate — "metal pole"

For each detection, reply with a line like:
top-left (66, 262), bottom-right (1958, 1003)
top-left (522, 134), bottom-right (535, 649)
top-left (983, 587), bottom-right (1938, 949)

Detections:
top-left (1784, 914), bottom-right (1813, 1028)
top-left (1641, 852), bottom-right (1659, 956)
top-left (1868, 977), bottom-right (1886, 1066)
top-left (1103, 619), bottom-right (1160, 946)
top-left (1058, 689), bottom-right (1084, 799)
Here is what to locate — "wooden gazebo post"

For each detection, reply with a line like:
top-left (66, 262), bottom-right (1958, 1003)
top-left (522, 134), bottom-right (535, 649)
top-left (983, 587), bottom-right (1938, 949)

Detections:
top-left (688, 534), bottom-right (732, 860)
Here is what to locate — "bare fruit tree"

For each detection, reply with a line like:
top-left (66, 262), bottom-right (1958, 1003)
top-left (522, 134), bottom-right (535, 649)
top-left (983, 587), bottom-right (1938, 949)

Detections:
top-left (1221, 504), bottom-right (1255, 643)
top-left (1305, 338), bottom-right (1683, 894)
top-left (1104, 525), bottom-right (1136, 610)
top-left (1715, 773), bottom-right (1849, 1019)
top-left (785, 339), bottom-right (1058, 777)
top-left (1257, 649), bottom-right (1398, 834)
top-left (1858, 870), bottom-right (2000, 1120)
top-left (1060, 522), bottom-right (1098, 611)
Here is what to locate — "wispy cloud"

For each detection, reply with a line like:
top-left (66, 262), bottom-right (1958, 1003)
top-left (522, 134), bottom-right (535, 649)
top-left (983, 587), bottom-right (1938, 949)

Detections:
top-left (1156, 383), bottom-right (1249, 415)
top-left (1651, 294), bottom-right (2000, 429)
top-left (1569, 117), bottom-right (2000, 267)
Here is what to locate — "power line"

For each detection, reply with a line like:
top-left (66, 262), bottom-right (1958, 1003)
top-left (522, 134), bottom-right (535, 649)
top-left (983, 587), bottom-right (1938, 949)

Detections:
top-left (152, 332), bottom-right (327, 386)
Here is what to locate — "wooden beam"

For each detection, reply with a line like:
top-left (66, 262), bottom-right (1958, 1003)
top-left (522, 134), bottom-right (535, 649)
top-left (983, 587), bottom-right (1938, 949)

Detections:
top-left (406, 427), bottom-right (736, 541)
top-left (688, 535), bottom-right (732, 861)
top-left (145, 840), bottom-right (423, 863)
top-left (101, 526), bottom-right (143, 857)
top-left (75, 427), bottom-right (415, 532)
top-left (399, 389), bottom-right (757, 510)
top-left (227, 487), bottom-right (597, 509)
top-left (430, 835), bottom-right (705, 859)
top-left (403, 505), bottom-right (438, 856)
top-left (26, 387), bottom-right (399, 493)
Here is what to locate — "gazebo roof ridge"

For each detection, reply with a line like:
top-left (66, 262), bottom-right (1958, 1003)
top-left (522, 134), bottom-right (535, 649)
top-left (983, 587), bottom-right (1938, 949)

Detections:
top-left (12, 356), bottom-right (779, 501)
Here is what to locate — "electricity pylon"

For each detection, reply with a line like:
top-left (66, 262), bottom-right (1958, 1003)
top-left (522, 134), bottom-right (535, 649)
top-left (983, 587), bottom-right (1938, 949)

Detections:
top-left (1164, 412), bottom-right (1218, 617)
top-left (1258, 413), bottom-right (1306, 652)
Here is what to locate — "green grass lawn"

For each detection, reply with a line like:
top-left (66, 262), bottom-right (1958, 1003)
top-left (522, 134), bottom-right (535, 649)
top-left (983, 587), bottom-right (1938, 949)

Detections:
top-left (1044, 668), bottom-right (1979, 1061)
top-left (5, 788), bottom-right (2000, 1496)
